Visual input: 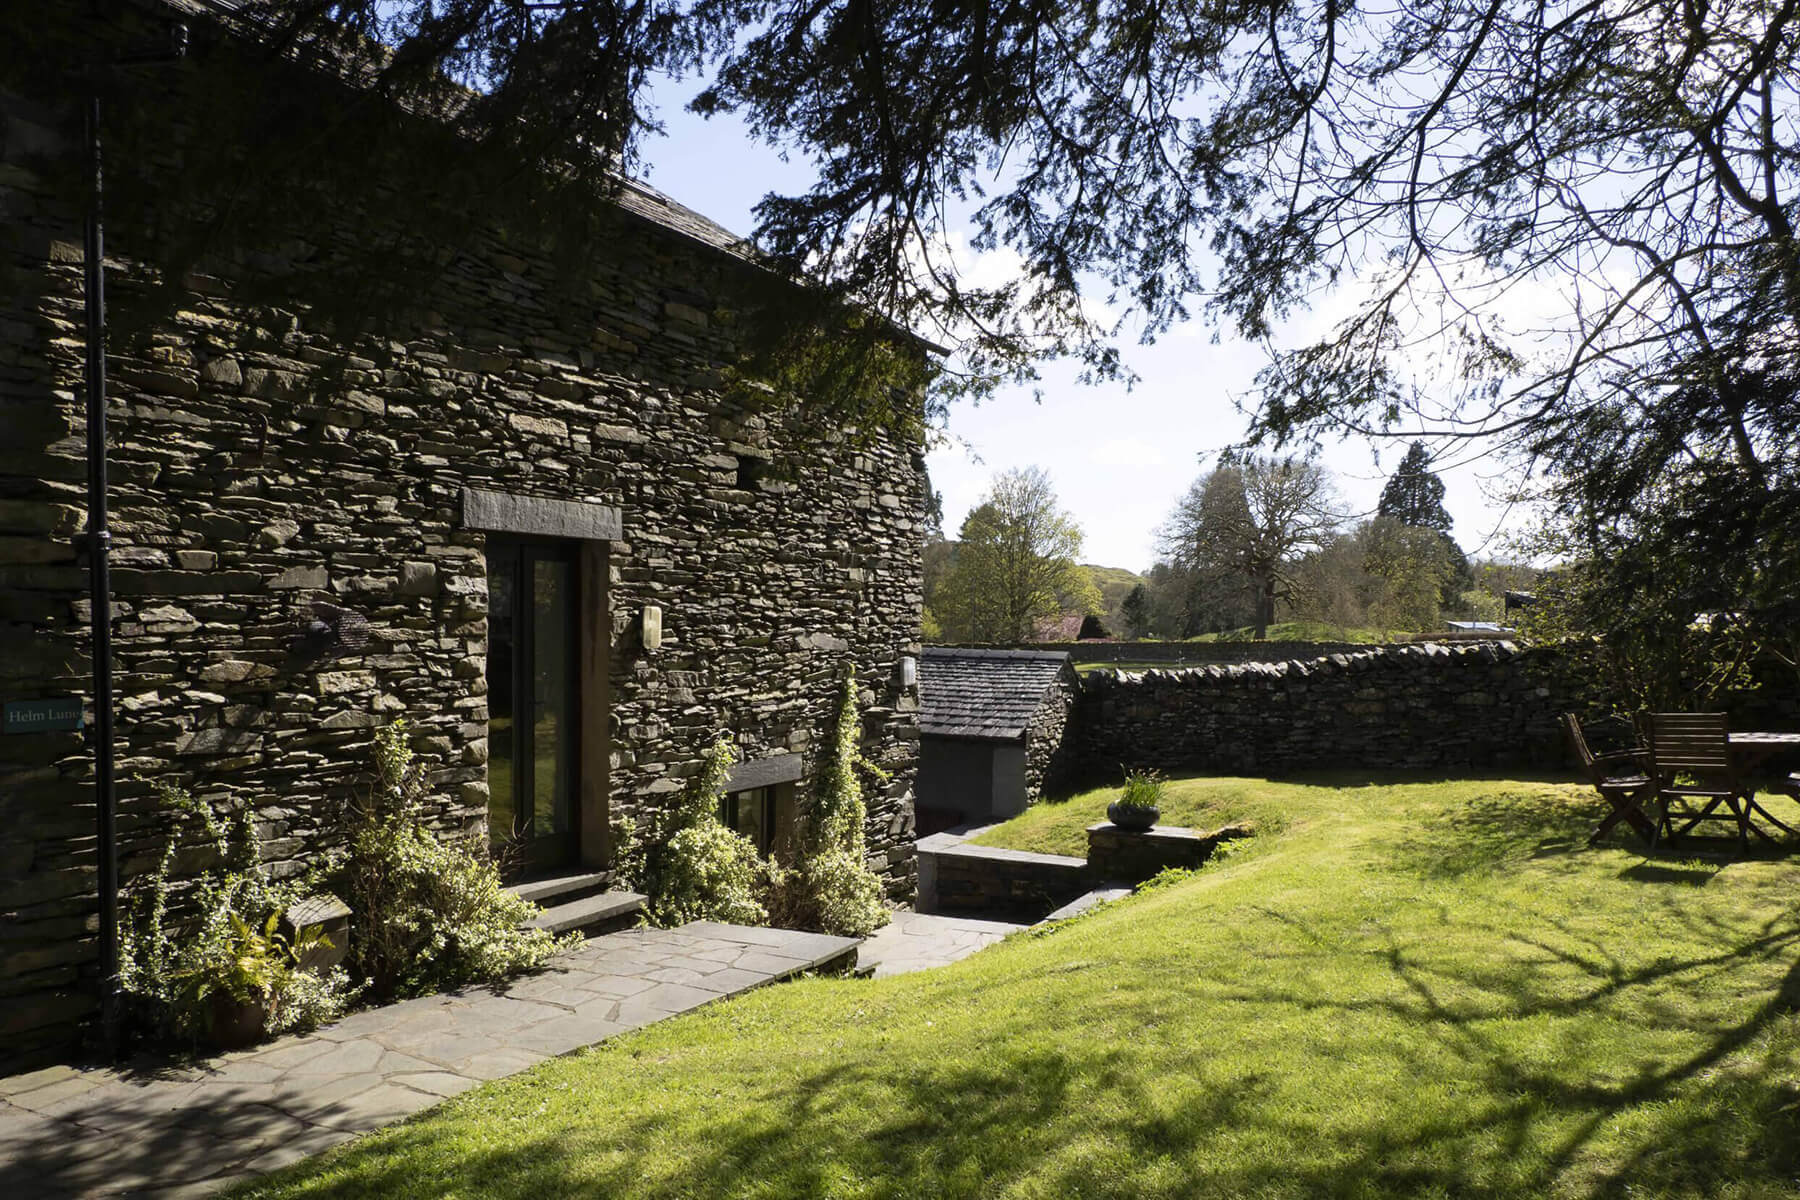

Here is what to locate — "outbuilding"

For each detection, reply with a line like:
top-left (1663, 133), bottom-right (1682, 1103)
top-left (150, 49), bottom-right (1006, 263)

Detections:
top-left (915, 649), bottom-right (1078, 831)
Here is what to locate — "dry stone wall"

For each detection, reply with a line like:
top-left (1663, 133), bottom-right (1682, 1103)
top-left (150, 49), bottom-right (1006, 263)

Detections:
top-left (1073, 642), bottom-right (1592, 779)
top-left (941, 640), bottom-right (1375, 666)
top-left (1023, 665), bottom-right (1078, 800)
top-left (1072, 641), bottom-right (1800, 781)
top-left (0, 9), bottom-right (925, 1068)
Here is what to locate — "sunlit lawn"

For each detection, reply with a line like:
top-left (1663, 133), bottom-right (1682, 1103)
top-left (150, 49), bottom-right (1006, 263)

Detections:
top-left (240, 774), bottom-right (1800, 1198)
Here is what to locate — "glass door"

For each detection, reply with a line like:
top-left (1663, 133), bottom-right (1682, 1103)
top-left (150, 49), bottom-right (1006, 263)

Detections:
top-left (487, 536), bottom-right (579, 872)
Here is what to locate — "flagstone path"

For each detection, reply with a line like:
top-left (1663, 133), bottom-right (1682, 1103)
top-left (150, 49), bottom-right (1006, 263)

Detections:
top-left (0, 922), bottom-right (858, 1199)
top-left (853, 910), bottom-right (1025, 977)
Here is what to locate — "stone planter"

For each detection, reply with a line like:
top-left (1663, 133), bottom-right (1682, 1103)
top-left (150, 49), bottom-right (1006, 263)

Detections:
top-left (1106, 802), bottom-right (1159, 832)
top-left (207, 992), bottom-right (270, 1050)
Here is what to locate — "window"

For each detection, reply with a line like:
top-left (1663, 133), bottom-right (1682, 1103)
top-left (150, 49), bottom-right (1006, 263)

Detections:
top-left (720, 783), bottom-right (795, 858)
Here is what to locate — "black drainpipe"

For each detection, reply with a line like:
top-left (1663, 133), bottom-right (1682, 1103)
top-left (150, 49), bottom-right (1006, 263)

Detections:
top-left (83, 4), bottom-right (188, 1059)
top-left (82, 75), bottom-right (122, 1059)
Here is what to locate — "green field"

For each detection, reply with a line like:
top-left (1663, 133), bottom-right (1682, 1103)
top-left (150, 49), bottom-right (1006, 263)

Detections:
top-left (1186, 620), bottom-right (1399, 643)
top-left (241, 774), bottom-right (1800, 1199)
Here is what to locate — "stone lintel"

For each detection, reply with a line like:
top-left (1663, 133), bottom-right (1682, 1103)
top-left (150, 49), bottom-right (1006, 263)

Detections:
top-left (461, 488), bottom-right (622, 541)
top-left (725, 754), bottom-right (805, 793)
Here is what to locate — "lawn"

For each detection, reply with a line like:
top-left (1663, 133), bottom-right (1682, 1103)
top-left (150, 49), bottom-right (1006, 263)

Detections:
top-left (240, 774), bottom-right (1800, 1198)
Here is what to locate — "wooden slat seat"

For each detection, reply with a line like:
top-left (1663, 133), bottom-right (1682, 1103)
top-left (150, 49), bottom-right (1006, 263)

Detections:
top-left (1646, 712), bottom-right (1754, 853)
top-left (1563, 713), bottom-right (1655, 844)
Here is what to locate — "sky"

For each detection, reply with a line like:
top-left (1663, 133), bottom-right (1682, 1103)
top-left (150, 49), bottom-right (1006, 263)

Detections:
top-left (634, 89), bottom-right (1533, 575)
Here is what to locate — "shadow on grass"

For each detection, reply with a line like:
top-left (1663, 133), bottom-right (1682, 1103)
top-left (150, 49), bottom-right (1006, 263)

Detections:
top-left (1616, 862), bottom-right (1722, 886)
top-left (231, 901), bottom-right (1800, 1199)
top-left (217, 772), bottom-right (1800, 1199)
top-left (1377, 784), bottom-right (1599, 878)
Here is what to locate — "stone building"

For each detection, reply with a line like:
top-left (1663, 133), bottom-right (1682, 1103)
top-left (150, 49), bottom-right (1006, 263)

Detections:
top-left (915, 649), bottom-right (1077, 831)
top-left (0, 1), bottom-right (927, 1068)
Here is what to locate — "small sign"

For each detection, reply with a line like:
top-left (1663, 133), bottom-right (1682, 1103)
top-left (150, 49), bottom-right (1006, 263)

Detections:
top-left (3, 698), bottom-right (85, 734)
top-left (641, 605), bottom-right (663, 651)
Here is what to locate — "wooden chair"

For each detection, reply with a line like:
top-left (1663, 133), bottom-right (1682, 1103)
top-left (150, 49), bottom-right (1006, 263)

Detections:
top-left (1563, 713), bottom-right (1655, 844)
top-left (1645, 712), bottom-right (1752, 853)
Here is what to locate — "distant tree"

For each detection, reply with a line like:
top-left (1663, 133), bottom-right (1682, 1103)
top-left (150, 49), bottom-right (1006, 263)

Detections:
top-left (1077, 614), bottom-right (1110, 640)
top-left (1361, 519), bottom-right (1456, 632)
top-left (1055, 567), bottom-right (1106, 627)
top-left (1161, 457), bottom-right (1341, 640)
top-left (1290, 532), bottom-right (1380, 630)
top-left (1377, 443), bottom-right (1453, 533)
top-left (921, 535), bottom-right (956, 642)
top-left (1120, 584), bottom-right (1152, 640)
top-left (933, 468), bottom-right (1087, 643)
top-left (1376, 442), bottom-right (1472, 609)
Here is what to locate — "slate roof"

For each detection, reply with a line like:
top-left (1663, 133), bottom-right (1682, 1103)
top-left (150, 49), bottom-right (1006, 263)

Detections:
top-left (920, 648), bottom-right (1072, 742)
top-left (143, 1), bottom-right (747, 268)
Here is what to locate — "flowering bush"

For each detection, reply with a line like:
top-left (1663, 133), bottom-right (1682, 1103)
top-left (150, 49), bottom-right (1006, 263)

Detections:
top-left (770, 668), bottom-right (890, 938)
top-left (338, 720), bottom-right (568, 1000)
top-left (614, 739), bottom-right (769, 927)
top-left (119, 780), bottom-right (350, 1045)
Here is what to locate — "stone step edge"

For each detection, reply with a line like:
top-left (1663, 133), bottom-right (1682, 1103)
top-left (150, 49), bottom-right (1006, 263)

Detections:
top-left (1040, 885), bottom-right (1133, 923)
top-left (526, 890), bottom-right (647, 935)
top-left (506, 871), bottom-right (613, 907)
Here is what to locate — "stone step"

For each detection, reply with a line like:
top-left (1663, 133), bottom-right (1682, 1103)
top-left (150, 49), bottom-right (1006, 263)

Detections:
top-left (506, 870), bottom-right (612, 908)
top-left (677, 920), bottom-right (863, 978)
top-left (527, 890), bottom-right (647, 936)
top-left (1041, 885), bottom-right (1133, 923)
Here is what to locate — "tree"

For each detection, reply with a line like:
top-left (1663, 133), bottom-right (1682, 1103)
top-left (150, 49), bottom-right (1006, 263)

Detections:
top-left (932, 468), bottom-right (1087, 643)
top-left (1377, 444), bottom-right (1452, 534)
top-left (42, 1), bottom-right (1799, 660)
top-left (1360, 519), bottom-right (1455, 633)
top-left (1160, 457), bottom-right (1341, 640)
top-left (1376, 441), bottom-right (1470, 609)
top-left (1119, 584), bottom-right (1152, 640)
top-left (920, 536), bottom-right (956, 642)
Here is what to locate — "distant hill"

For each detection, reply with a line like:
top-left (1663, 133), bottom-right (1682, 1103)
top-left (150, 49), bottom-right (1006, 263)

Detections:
top-left (1083, 564), bottom-right (1146, 635)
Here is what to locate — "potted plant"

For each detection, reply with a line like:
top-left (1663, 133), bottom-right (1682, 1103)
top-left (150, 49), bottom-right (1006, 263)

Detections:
top-left (175, 913), bottom-right (297, 1049)
top-left (1107, 769), bottom-right (1164, 832)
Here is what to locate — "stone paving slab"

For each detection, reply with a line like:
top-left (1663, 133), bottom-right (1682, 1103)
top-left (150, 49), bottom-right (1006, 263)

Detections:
top-left (854, 910), bottom-right (1025, 978)
top-left (0, 921), bottom-right (857, 1199)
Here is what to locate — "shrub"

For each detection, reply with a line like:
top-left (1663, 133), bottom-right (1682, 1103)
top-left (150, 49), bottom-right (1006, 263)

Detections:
top-left (614, 739), bottom-right (769, 927)
top-left (119, 780), bottom-right (350, 1044)
top-left (770, 668), bottom-right (890, 937)
top-left (337, 720), bottom-right (568, 1000)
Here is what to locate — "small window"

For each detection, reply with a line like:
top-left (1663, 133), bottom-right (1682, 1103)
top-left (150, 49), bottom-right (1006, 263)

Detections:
top-left (720, 783), bottom-right (795, 858)
top-left (736, 456), bottom-right (766, 491)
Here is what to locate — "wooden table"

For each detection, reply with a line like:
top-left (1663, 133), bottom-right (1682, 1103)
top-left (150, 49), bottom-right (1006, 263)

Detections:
top-left (1729, 732), bottom-right (1800, 837)
top-left (1729, 731), bottom-right (1800, 761)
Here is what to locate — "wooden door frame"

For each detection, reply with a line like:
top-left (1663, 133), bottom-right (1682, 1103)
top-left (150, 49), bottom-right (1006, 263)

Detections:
top-left (463, 489), bottom-right (620, 876)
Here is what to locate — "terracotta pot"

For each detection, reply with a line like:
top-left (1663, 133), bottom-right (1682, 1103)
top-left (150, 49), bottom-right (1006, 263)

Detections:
top-left (207, 992), bottom-right (270, 1050)
top-left (1107, 802), bottom-right (1159, 831)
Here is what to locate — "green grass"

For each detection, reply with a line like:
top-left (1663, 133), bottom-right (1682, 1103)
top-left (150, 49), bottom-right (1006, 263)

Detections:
top-left (970, 775), bottom-right (1286, 856)
top-left (240, 775), bottom-right (1800, 1199)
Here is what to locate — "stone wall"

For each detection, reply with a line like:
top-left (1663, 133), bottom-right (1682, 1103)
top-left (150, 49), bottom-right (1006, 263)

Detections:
top-left (914, 833), bottom-right (1090, 921)
top-left (1072, 642), bottom-right (1800, 781)
top-left (1022, 664), bottom-right (1078, 801)
top-left (1085, 823), bottom-right (1248, 882)
top-left (941, 640), bottom-right (1377, 666)
top-left (0, 9), bottom-right (926, 1068)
